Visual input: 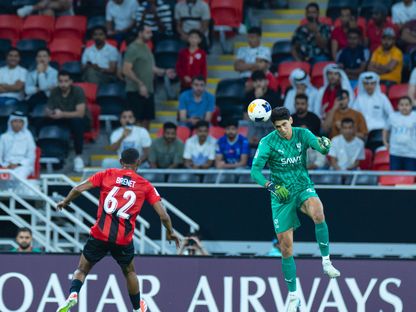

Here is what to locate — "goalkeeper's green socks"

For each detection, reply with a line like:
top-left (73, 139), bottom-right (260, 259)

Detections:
top-left (282, 256), bottom-right (297, 292)
top-left (315, 221), bottom-right (330, 257)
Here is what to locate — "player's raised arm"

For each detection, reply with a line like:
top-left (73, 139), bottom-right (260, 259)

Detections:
top-left (152, 201), bottom-right (180, 248)
top-left (56, 180), bottom-right (94, 211)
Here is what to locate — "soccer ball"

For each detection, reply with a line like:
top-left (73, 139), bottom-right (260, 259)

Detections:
top-left (247, 99), bottom-right (272, 122)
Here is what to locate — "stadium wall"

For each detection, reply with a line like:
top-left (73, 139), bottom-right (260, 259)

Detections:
top-left (0, 254), bottom-right (413, 311)
top-left (47, 185), bottom-right (416, 243)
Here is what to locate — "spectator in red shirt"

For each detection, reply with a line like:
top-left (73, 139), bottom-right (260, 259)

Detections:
top-left (331, 8), bottom-right (364, 60)
top-left (245, 49), bottom-right (278, 92)
top-left (366, 4), bottom-right (396, 52)
top-left (176, 29), bottom-right (207, 91)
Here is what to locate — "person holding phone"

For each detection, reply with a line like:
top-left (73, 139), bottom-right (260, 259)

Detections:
top-left (103, 109), bottom-right (152, 169)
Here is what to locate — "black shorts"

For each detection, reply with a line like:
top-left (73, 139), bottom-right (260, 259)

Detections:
top-left (126, 92), bottom-right (155, 121)
top-left (82, 236), bottom-right (134, 269)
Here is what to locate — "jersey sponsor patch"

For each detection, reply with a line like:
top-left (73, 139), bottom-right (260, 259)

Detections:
top-left (280, 155), bottom-right (302, 165)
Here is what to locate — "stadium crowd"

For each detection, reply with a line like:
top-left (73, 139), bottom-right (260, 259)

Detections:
top-left (0, 0), bottom-right (416, 181)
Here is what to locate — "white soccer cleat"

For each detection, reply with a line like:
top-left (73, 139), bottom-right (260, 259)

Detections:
top-left (287, 296), bottom-right (301, 312)
top-left (56, 292), bottom-right (78, 312)
top-left (323, 260), bottom-right (341, 278)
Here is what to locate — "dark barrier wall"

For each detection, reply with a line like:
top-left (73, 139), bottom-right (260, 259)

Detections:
top-left (48, 186), bottom-right (416, 243)
top-left (0, 254), bottom-right (413, 311)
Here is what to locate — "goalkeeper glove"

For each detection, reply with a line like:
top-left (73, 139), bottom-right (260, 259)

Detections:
top-left (318, 136), bottom-right (331, 153)
top-left (266, 182), bottom-right (290, 202)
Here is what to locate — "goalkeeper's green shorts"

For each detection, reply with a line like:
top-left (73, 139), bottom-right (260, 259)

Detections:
top-left (271, 187), bottom-right (318, 234)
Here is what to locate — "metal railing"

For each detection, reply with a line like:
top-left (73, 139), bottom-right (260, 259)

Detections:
top-left (81, 168), bottom-right (416, 186)
top-left (41, 174), bottom-right (200, 254)
top-left (0, 169), bottom-right (91, 252)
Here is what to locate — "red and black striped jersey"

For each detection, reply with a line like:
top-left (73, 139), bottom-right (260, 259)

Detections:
top-left (88, 168), bottom-right (161, 245)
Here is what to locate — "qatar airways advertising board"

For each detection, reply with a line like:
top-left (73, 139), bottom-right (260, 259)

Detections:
top-left (0, 254), bottom-right (413, 311)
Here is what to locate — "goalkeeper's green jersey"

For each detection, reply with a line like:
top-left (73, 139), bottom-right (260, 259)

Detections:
top-left (251, 127), bottom-right (328, 193)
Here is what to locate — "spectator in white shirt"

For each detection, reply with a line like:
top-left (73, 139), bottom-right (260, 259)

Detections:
top-left (383, 96), bottom-right (416, 171)
top-left (106, 0), bottom-right (138, 43)
top-left (352, 72), bottom-right (393, 133)
top-left (0, 111), bottom-right (36, 179)
top-left (0, 48), bottom-right (27, 106)
top-left (329, 118), bottom-right (365, 170)
top-left (104, 109), bottom-right (151, 169)
top-left (183, 120), bottom-right (216, 169)
top-left (175, 0), bottom-right (211, 42)
top-left (284, 69), bottom-right (321, 117)
top-left (82, 26), bottom-right (119, 84)
top-left (25, 48), bottom-right (58, 109)
top-left (392, 0), bottom-right (416, 25)
top-left (234, 27), bottom-right (271, 78)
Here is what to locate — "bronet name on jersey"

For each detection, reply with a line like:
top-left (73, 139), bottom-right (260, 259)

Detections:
top-left (116, 176), bottom-right (136, 188)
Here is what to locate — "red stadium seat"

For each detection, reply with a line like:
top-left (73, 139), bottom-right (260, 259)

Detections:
top-left (211, 0), bottom-right (243, 28)
top-left (191, 125), bottom-right (225, 139)
top-left (311, 61), bottom-right (336, 88)
top-left (277, 61), bottom-right (311, 95)
top-left (84, 104), bottom-right (101, 142)
top-left (359, 148), bottom-right (373, 170)
top-left (157, 126), bottom-right (191, 143)
top-left (388, 84), bottom-right (409, 110)
top-left (49, 38), bottom-right (83, 65)
top-left (54, 15), bottom-right (87, 40)
top-left (238, 126), bottom-right (248, 137)
top-left (74, 82), bottom-right (98, 105)
top-left (209, 126), bottom-right (225, 139)
top-left (22, 15), bottom-right (55, 42)
top-left (373, 150), bottom-right (390, 171)
top-left (86, 39), bottom-right (118, 48)
top-left (0, 15), bottom-right (23, 44)
top-left (379, 175), bottom-right (415, 186)
top-left (28, 147), bottom-right (41, 179)
top-left (300, 16), bottom-right (333, 27)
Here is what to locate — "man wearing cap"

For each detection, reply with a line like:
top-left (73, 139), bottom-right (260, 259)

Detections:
top-left (366, 4), bottom-right (397, 52)
top-left (369, 28), bottom-right (403, 85)
top-left (234, 27), bottom-right (270, 78)
top-left (246, 49), bottom-right (278, 92)
top-left (0, 112), bottom-right (36, 179)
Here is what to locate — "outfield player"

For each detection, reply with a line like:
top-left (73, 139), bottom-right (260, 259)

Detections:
top-left (56, 148), bottom-right (180, 312)
top-left (251, 107), bottom-right (340, 312)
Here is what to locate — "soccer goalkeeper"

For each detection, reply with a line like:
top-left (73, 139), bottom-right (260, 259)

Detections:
top-left (251, 107), bottom-right (340, 312)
